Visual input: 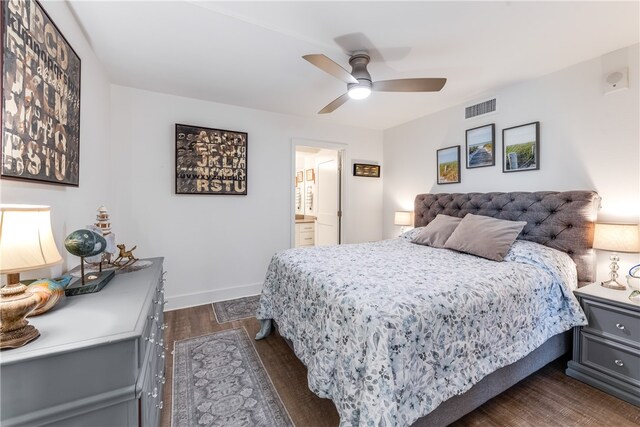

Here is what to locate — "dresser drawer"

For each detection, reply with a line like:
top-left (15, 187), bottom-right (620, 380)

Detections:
top-left (584, 299), bottom-right (640, 346)
top-left (581, 332), bottom-right (640, 385)
top-left (299, 231), bottom-right (315, 246)
top-left (139, 272), bottom-right (166, 367)
top-left (298, 223), bottom-right (315, 232)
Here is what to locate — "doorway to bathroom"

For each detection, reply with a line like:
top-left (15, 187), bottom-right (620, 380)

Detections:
top-left (293, 143), bottom-right (343, 248)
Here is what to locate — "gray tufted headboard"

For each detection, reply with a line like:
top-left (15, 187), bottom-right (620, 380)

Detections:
top-left (414, 191), bottom-right (600, 286)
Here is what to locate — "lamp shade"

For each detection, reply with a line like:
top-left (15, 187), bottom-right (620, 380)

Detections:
top-left (394, 211), bottom-right (413, 226)
top-left (0, 205), bottom-right (62, 274)
top-left (593, 223), bottom-right (640, 253)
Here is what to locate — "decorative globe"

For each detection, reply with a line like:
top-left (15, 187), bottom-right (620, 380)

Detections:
top-left (64, 229), bottom-right (107, 257)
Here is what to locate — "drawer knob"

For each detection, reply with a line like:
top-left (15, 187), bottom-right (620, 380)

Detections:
top-left (615, 323), bottom-right (625, 330)
top-left (614, 359), bottom-right (624, 367)
top-left (156, 401), bottom-right (164, 409)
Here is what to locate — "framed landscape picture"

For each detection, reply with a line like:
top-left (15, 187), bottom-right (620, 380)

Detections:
top-left (1, 0), bottom-right (82, 186)
top-left (503, 122), bottom-right (540, 173)
top-left (465, 124), bottom-right (495, 168)
top-left (175, 124), bottom-right (247, 195)
top-left (436, 145), bottom-right (460, 184)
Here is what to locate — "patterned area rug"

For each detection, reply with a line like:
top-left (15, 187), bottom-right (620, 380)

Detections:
top-left (212, 295), bottom-right (261, 323)
top-left (172, 328), bottom-right (293, 427)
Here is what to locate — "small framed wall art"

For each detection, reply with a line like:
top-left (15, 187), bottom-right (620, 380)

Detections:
top-left (306, 168), bottom-right (315, 183)
top-left (502, 121), bottom-right (540, 173)
top-left (465, 124), bottom-right (495, 168)
top-left (353, 163), bottom-right (380, 178)
top-left (436, 145), bottom-right (460, 184)
top-left (175, 123), bottom-right (247, 195)
top-left (1, 0), bottom-right (82, 186)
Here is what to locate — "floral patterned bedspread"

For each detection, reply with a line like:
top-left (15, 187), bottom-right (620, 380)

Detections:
top-left (257, 234), bottom-right (587, 427)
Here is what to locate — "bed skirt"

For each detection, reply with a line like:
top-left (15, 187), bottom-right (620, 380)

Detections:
top-left (275, 323), bottom-right (571, 427)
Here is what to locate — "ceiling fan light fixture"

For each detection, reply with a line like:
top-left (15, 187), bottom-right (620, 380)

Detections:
top-left (348, 85), bottom-right (371, 100)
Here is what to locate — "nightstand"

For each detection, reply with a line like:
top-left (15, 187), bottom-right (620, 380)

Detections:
top-left (566, 283), bottom-right (640, 406)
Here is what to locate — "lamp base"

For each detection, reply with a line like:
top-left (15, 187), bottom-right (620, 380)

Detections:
top-left (601, 279), bottom-right (626, 290)
top-left (0, 277), bottom-right (41, 350)
top-left (0, 324), bottom-right (40, 349)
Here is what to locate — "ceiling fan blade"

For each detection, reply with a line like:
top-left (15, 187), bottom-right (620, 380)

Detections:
top-left (303, 54), bottom-right (358, 84)
top-left (318, 93), bottom-right (350, 114)
top-left (372, 78), bottom-right (447, 92)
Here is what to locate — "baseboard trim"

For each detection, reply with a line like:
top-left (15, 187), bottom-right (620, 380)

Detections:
top-left (164, 282), bottom-right (263, 311)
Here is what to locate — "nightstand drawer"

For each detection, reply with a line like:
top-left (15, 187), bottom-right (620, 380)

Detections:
top-left (581, 333), bottom-right (640, 385)
top-left (584, 299), bottom-right (640, 346)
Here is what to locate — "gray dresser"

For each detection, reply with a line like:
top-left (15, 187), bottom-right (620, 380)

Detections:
top-left (0, 258), bottom-right (166, 426)
top-left (566, 283), bottom-right (640, 406)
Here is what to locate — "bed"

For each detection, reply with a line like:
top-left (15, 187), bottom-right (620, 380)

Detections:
top-left (256, 191), bottom-right (600, 426)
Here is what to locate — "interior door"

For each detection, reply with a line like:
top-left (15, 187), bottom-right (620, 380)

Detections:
top-left (316, 158), bottom-right (339, 246)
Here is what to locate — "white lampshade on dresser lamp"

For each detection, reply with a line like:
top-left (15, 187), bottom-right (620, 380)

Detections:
top-left (394, 211), bottom-right (413, 235)
top-left (593, 223), bottom-right (640, 290)
top-left (0, 205), bottom-right (62, 349)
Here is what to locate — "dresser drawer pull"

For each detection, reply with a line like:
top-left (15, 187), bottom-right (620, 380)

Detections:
top-left (614, 359), bottom-right (624, 367)
top-left (615, 323), bottom-right (625, 330)
top-left (156, 401), bottom-right (164, 409)
top-left (148, 387), bottom-right (158, 398)
top-left (161, 323), bottom-right (168, 330)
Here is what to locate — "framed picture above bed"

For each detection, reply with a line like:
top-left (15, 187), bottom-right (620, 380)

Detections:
top-left (465, 124), bottom-right (495, 168)
top-left (175, 123), bottom-right (247, 195)
top-left (436, 145), bottom-right (460, 184)
top-left (1, 0), bottom-right (81, 186)
top-left (503, 121), bottom-right (540, 173)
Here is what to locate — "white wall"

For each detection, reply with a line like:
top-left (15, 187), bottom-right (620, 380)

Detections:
top-left (0, 1), bottom-right (112, 280)
top-left (383, 44), bottom-right (640, 281)
top-left (110, 85), bottom-right (383, 309)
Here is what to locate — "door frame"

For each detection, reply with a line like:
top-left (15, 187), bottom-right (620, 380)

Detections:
top-left (291, 138), bottom-right (346, 249)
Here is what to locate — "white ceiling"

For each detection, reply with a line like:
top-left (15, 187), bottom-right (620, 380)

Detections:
top-left (69, 1), bottom-right (639, 130)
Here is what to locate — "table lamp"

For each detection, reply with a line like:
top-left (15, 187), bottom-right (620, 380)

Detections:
top-left (0, 205), bottom-right (62, 349)
top-left (593, 223), bottom-right (640, 290)
top-left (394, 211), bottom-right (413, 235)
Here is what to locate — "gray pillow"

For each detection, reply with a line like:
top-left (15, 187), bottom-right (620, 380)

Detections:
top-left (443, 214), bottom-right (526, 261)
top-left (412, 214), bottom-right (462, 248)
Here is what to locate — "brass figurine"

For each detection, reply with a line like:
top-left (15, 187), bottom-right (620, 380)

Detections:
top-left (113, 244), bottom-right (138, 268)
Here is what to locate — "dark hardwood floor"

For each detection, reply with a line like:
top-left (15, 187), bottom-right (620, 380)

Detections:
top-left (160, 305), bottom-right (640, 427)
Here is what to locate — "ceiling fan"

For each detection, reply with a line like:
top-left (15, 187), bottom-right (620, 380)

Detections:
top-left (303, 52), bottom-right (446, 114)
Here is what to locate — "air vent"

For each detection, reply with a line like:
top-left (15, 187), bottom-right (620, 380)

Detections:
top-left (465, 98), bottom-right (496, 119)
